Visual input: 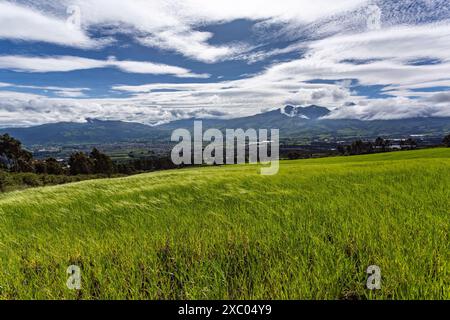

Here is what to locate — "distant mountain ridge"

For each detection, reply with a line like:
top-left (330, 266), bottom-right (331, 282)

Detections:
top-left (2, 105), bottom-right (450, 146)
top-left (1, 118), bottom-right (161, 145)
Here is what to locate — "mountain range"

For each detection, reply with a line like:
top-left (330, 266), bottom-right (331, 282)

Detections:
top-left (2, 106), bottom-right (450, 146)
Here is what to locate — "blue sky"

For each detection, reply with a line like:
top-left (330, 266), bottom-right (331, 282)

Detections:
top-left (0, 0), bottom-right (450, 126)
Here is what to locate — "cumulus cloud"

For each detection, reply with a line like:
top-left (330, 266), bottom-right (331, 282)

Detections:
top-left (0, 90), bottom-right (235, 127)
top-left (1, 88), bottom-right (449, 128)
top-left (112, 78), bottom-right (357, 111)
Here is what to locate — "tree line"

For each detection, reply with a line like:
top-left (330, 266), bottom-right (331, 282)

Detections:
top-left (0, 134), bottom-right (178, 177)
top-left (338, 135), bottom-right (450, 156)
top-left (2, 133), bottom-right (450, 179)
top-left (0, 134), bottom-right (114, 175)
top-left (337, 137), bottom-right (418, 156)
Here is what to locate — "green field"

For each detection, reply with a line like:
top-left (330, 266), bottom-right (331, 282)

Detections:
top-left (0, 148), bottom-right (449, 300)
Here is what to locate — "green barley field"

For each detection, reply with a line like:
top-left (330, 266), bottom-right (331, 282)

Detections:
top-left (0, 148), bottom-right (449, 300)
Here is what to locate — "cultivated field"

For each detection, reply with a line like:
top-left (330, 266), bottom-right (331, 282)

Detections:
top-left (0, 148), bottom-right (449, 299)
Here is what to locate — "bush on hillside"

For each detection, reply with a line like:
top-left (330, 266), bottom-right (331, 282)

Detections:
top-left (444, 134), bottom-right (450, 147)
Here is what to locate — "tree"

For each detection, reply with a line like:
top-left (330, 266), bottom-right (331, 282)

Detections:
top-left (337, 145), bottom-right (346, 155)
top-left (33, 158), bottom-right (64, 175)
top-left (90, 148), bottom-right (114, 175)
top-left (117, 163), bottom-right (135, 175)
top-left (374, 137), bottom-right (384, 147)
top-left (373, 137), bottom-right (387, 152)
top-left (0, 134), bottom-right (33, 172)
top-left (402, 138), bottom-right (417, 149)
top-left (0, 171), bottom-right (6, 192)
top-left (287, 151), bottom-right (302, 160)
top-left (349, 140), bottom-right (369, 155)
top-left (443, 134), bottom-right (450, 147)
top-left (68, 152), bottom-right (93, 175)
top-left (34, 160), bottom-right (47, 174)
top-left (45, 158), bottom-right (64, 175)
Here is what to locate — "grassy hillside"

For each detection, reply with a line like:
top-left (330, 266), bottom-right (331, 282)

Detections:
top-left (0, 148), bottom-right (449, 300)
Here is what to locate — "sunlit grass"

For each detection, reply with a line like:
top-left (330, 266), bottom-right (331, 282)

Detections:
top-left (0, 148), bottom-right (449, 299)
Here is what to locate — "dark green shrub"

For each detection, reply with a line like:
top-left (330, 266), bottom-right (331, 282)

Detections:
top-left (0, 171), bottom-right (6, 192)
top-left (20, 173), bottom-right (42, 187)
top-left (444, 134), bottom-right (450, 147)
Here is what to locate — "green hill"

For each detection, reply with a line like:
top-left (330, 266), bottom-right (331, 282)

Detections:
top-left (0, 148), bottom-right (449, 299)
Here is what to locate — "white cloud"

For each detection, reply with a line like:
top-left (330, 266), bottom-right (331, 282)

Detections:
top-left (0, 90), bottom-right (234, 127)
top-left (4, 0), bottom-right (450, 65)
top-left (325, 97), bottom-right (450, 120)
top-left (0, 55), bottom-right (210, 78)
top-left (111, 58), bottom-right (210, 78)
top-left (307, 22), bottom-right (450, 67)
top-left (137, 31), bottom-right (247, 64)
top-left (0, 83), bottom-right (91, 98)
top-left (1, 88), bottom-right (450, 128)
top-left (0, 1), bottom-right (101, 48)
top-left (51, 89), bottom-right (88, 98)
top-left (0, 55), bottom-right (105, 72)
top-left (4, 0), bottom-right (368, 62)
top-left (427, 91), bottom-right (450, 104)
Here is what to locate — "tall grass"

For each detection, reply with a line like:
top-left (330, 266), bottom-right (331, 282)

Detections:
top-left (0, 148), bottom-right (449, 299)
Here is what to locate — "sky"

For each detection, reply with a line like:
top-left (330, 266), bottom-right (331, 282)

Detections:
top-left (1, 0), bottom-right (450, 127)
